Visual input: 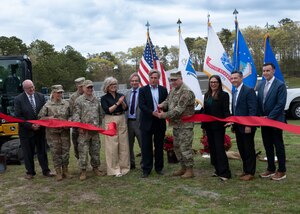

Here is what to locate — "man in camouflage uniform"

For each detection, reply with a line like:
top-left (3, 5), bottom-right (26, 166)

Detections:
top-left (38, 85), bottom-right (71, 181)
top-left (157, 71), bottom-right (195, 178)
top-left (73, 80), bottom-right (104, 181)
top-left (69, 77), bottom-right (85, 159)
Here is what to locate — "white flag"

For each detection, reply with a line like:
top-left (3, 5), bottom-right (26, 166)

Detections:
top-left (203, 22), bottom-right (233, 95)
top-left (178, 32), bottom-right (203, 108)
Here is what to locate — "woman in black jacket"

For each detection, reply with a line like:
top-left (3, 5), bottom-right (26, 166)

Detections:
top-left (202, 75), bottom-right (231, 181)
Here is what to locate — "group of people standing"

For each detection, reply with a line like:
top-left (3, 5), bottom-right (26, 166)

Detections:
top-left (203, 62), bottom-right (287, 181)
top-left (14, 62), bottom-right (287, 182)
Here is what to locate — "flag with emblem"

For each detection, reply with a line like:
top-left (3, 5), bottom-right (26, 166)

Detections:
top-left (232, 21), bottom-right (257, 88)
top-left (178, 30), bottom-right (203, 108)
top-left (203, 21), bottom-right (233, 95)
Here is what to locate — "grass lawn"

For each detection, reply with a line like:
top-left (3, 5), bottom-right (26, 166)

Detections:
top-left (0, 121), bottom-right (300, 214)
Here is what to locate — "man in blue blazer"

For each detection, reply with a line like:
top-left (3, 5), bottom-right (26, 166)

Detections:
top-left (139, 69), bottom-right (168, 178)
top-left (14, 80), bottom-right (53, 179)
top-left (230, 71), bottom-right (257, 181)
top-left (257, 62), bottom-right (287, 181)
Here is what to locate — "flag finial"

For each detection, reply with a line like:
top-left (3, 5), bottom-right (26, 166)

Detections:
top-left (177, 18), bottom-right (182, 33)
top-left (145, 21), bottom-right (150, 33)
top-left (233, 9), bottom-right (239, 22)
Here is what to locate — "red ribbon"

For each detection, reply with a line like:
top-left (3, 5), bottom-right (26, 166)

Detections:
top-left (182, 114), bottom-right (300, 135)
top-left (0, 113), bottom-right (116, 136)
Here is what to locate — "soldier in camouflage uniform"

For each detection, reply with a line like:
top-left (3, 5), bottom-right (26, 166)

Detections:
top-left (69, 77), bottom-right (85, 159)
top-left (73, 80), bottom-right (105, 181)
top-left (38, 85), bottom-right (72, 181)
top-left (157, 71), bottom-right (195, 178)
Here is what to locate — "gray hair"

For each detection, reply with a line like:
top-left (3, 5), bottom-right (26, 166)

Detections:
top-left (102, 76), bottom-right (118, 93)
top-left (128, 72), bottom-right (140, 82)
top-left (148, 69), bottom-right (161, 79)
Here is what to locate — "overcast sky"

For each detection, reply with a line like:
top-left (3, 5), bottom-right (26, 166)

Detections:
top-left (1, 0), bottom-right (300, 57)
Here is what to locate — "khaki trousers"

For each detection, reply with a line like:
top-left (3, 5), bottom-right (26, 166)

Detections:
top-left (104, 114), bottom-right (130, 176)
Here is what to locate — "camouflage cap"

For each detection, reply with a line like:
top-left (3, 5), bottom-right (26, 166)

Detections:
top-left (51, 84), bottom-right (64, 93)
top-left (83, 80), bottom-right (93, 87)
top-left (74, 77), bottom-right (85, 86)
top-left (170, 71), bottom-right (182, 80)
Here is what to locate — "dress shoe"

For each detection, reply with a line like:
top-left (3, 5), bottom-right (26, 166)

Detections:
top-left (239, 173), bottom-right (246, 177)
top-left (43, 171), bottom-right (55, 177)
top-left (156, 171), bottom-right (164, 175)
top-left (219, 176), bottom-right (229, 181)
top-left (259, 170), bottom-right (275, 178)
top-left (25, 174), bottom-right (34, 180)
top-left (141, 173), bottom-right (149, 178)
top-left (211, 172), bottom-right (218, 177)
top-left (271, 172), bottom-right (286, 181)
top-left (240, 174), bottom-right (254, 181)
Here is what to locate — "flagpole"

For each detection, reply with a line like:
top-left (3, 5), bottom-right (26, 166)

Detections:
top-left (177, 18), bottom-right (182, 65)
top-left (145, 21), bottom-right (156, 69)
top-left (233, 9), bottom-right (239, 71)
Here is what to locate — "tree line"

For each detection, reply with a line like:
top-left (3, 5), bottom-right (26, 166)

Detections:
top-left (0, 18), bottom-right (299, 91)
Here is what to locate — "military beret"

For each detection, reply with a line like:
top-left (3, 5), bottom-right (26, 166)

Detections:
top-left (51, 84), bottom-right (64, 93)
top-left (74, 77), bottom-right (85, 86)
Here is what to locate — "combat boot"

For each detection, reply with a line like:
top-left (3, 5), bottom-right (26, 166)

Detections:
top-left (93, 167), bottom-right (105, 176)
top-left (62, 166), bottom-right (73, 179)
top-left (181, 167), bottom-right (194, 179)
top-left (79, 169), bottom-right (87, 181)
top-left (55, 167), bottom-right (63, 181)
top-left (172, 166), bottom-right (186, 176)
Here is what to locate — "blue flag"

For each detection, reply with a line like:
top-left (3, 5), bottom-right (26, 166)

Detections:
top-left (264, 34), bottom-right (284, 82)
top-left (232, 22), bottom-right (257, 88)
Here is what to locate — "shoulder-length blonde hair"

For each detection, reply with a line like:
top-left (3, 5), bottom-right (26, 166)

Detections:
top-left (102, 76), bottom-right (118, 93)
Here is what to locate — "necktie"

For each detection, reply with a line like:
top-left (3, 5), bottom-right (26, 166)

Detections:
top-left (233, 90), bottom-right (238, 114)
top-left (263, 81), bottom-right (269, 103)
top-left (29, 95), bottom-right (36, 114)
top-left (130, 90), bottom-right (137, 115)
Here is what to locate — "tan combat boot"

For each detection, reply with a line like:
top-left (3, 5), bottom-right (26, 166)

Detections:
top-left (55, 167), bottom-right (63, 181)
top-left (93, 167), bottom-right (105, 176)
top-left (62, 166), bottom-right (73, 179)
top-left (181, 167), bottom-right (194, 179)
top-left (172, 166), bottom-right (186, 176)
top-left (79, 169), bottom-right (87, 181)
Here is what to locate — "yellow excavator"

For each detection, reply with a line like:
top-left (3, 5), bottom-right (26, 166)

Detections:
top-left (0, 55), bottom-right (32, 142)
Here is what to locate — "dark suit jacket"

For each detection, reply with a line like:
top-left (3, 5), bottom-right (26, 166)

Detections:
top-left (14, 92), bottom-right (46, 138)
top-left (232, 84), bottom-right (257, 133)
top-left (257, 78), bottom-right (287, 122)
top-left (202, 91), bottom-right (230, 131)
top-left (138, 85), bottom-right (168, 131)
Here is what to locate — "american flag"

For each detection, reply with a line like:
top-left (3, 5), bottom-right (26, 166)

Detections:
top-left (138, 33), bottom-right (170, 91)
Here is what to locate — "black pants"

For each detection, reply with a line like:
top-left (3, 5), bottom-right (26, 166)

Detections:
top-left (141, 120), bottom-right (165, 175)
top-left (235, 128), bottom-right (256, 175)
top-left (261, 127), bottom-right (286, 172)
top-left (20, 134), bottom-right (50, 176)
top-left (206, 127), bottom-right (231, 178)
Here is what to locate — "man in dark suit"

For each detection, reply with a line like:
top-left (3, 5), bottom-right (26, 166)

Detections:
top-left (14, 79), bottom-right (53, 179)
top-left (139, 69), bottom-right (168, 178)
top-left (257, 62), bottom-right (287, 181)
top-left (230, 71), bottom-right (257, 181)
top-left (125, 73), bottom-right (142, 169)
